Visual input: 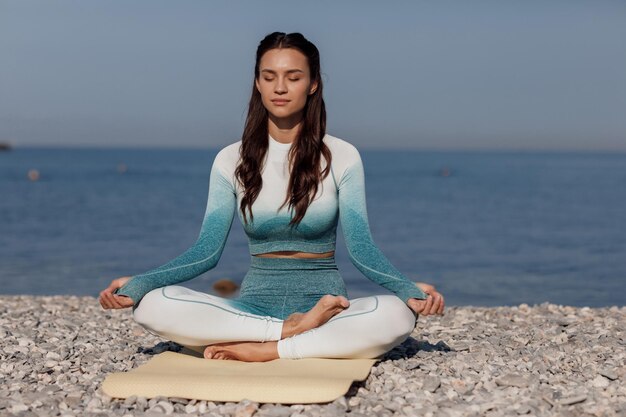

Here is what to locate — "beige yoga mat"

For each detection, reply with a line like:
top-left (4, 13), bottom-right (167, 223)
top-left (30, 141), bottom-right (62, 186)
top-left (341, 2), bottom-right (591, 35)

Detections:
top-left (102, 346), bottom-right (378, 404)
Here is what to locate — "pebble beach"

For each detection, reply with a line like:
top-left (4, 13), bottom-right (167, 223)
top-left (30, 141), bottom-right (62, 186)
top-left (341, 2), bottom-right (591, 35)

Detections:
top-left (1, 295), bottom-right (624, 417)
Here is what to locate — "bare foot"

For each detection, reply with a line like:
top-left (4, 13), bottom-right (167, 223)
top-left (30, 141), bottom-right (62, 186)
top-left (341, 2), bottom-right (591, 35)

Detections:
top-left (204, 341), bottom-right (279, 362)
top-left (281, 312), bottom-right (305, 338)
top-left (281, 294), bottom-right (350, 338)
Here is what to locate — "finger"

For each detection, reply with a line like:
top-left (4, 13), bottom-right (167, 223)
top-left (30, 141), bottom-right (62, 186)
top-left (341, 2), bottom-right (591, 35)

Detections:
top-left (410, 299), bottom-right (424, 314)
top-left (408, 300), bottom-right (422, 315)
top-left (438, 296), bottom-right (445, 315)
top-left (107, 295), bottom-right (121, 309)
top-left (415, 282), bottom-right (423, 292)
top-left (99, 294), bottom-right (112, 310)
top-left (413, 299), bottom-right (428, 314)
top-left (116, 295), bottom-right (133, 308)
top-left (421, 295), bottom-right (434, 316)
top-left (102, 293), bottom-right (116, 309)
top-left (104, 292), bottom-right (122, 309)
top-left (105, 281), bottom-right (118, 293)
top-left (99, 291), bottom-right (109, 307)
top-left (429, 294), bottom-right (442, 315)
top-left (101, 287), bottom-right (114, 299)
top-left (110, 294), bottom-right (125, 309)
top-left (426, 294), bottom-right (437, 315)
top-left (416, 283), bottom-right (433, 294)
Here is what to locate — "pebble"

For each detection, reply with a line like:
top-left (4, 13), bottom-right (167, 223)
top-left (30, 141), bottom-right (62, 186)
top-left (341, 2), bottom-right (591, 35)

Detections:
top-left (422, 376), bottom-right (441, 393)
top-left (197, 401), bottom-right (207, 413)
top-left (65, 392), bottom-right (83, 407)
top-left (559, 394), bottom-right (587, 405)
top-left (10, 404), bottom-right (29, 413)
top-left (450, 379), bottom-right (474, 395)
top-left (235, 400), bottom-right (259, 417)
top-left (86, 397), bottom-right (102, 410)
top-left (348, 397), bottom-right (361, 407)
top-left (599, 368), bottom-right (619, 381)
top-left (151, 400), bottom-right (174, 414)
top-left (0, 295), bottom-right (624, 417)
top-left (591, 375), bottom-right (610, 388)
top-left (494, 373), bottom-right (529, 388)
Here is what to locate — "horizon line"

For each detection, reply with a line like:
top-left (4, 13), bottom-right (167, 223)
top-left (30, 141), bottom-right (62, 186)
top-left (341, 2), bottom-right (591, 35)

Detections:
top-left (3, 143), bottom-right (626, 155)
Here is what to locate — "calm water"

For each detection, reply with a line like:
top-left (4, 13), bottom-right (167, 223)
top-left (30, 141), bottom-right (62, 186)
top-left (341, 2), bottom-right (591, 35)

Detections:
top-left (1, 146), bottom-right (624, 307)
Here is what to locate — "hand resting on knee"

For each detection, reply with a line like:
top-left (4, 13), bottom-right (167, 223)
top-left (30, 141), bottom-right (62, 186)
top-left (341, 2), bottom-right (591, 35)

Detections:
top-left (99, 276), bottom-right (135, 310)
top-left (406, 282), bottom-right (445, 317)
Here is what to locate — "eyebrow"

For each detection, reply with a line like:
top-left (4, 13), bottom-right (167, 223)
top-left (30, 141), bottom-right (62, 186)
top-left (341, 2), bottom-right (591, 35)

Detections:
top-left (260, 69), bottom-right (304, 74)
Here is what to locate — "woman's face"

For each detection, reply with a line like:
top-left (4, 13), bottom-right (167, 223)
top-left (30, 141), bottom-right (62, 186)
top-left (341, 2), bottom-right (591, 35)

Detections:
top-left (255, 48), bottom-right (318, 124)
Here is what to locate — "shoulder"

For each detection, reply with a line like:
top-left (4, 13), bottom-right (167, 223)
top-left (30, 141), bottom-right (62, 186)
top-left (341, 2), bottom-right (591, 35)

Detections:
top-left (323, 133), bottom-right (360, 159)
top-left (323, 134), bottom-right (363, 180)
top-left (213, 140), bottom-right (242, 171)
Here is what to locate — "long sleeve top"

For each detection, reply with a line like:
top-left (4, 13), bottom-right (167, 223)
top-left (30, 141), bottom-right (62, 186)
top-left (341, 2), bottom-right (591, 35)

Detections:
top-left (114, 133), bottom-right (428, 305)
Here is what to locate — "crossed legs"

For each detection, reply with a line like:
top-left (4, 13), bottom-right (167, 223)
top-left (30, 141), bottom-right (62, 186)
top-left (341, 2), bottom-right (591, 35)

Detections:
top-left (132, 285), bottom-right (417, 361)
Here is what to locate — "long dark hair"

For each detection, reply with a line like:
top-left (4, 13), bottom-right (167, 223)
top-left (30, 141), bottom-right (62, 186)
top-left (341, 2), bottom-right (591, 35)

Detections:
top-left (235, 32), bottom-right (331, 227)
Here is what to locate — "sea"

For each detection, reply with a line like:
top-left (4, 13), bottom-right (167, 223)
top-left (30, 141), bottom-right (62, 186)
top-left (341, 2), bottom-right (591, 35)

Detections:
top-left (1, 146), bottom-right (624, 307)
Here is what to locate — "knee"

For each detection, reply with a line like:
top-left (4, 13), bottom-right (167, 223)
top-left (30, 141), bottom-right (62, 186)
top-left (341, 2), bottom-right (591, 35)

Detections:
top-left (132, 287), bottom-right (170, 331)
top-left (373, 295), bottom-right (416, 343)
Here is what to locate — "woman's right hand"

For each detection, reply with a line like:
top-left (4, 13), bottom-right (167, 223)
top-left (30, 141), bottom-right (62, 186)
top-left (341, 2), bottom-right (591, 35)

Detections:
top-left (99, 276), bottom-right (135, 310)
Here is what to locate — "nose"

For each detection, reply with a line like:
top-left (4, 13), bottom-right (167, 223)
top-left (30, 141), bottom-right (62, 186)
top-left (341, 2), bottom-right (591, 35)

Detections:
top-left (275, 77), bottom-right (287, 94)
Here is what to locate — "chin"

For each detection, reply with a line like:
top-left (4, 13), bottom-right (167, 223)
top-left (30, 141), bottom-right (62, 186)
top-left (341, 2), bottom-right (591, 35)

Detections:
top-left (268, 110), bottom-right (300, 120)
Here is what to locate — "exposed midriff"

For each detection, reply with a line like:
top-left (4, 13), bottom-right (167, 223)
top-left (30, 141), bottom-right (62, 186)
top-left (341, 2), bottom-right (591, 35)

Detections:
top-left (253, 250), bottom-right (335, 259)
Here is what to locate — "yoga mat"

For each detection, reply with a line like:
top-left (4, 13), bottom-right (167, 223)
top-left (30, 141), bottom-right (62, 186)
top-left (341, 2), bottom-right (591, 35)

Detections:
top-left (102, 346), bottom-right (378, 404)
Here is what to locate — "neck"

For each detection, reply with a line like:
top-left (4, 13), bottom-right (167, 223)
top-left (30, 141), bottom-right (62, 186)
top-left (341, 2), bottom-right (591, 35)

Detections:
top-left (268, 113), bottom-right (303, 144)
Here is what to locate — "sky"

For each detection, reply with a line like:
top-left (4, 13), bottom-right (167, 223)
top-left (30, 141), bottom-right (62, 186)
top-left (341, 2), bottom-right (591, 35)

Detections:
top-left (1, 0), bottom-right (625, 151)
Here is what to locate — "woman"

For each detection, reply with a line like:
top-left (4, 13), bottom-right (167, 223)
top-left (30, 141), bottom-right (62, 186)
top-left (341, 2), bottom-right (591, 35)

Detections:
top-left (99, 32), bottom-right (444, 362)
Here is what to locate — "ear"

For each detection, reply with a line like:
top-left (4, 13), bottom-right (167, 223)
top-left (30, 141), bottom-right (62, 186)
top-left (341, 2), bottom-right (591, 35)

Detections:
top-left (308, 79), bottom-right (319, 95)
top-left (255, 78), bottom-right (260, 93)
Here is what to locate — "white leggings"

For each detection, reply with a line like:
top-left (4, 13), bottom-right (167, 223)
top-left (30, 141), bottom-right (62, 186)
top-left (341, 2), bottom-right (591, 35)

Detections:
top-left (132, 285), bottom-right (418, 359)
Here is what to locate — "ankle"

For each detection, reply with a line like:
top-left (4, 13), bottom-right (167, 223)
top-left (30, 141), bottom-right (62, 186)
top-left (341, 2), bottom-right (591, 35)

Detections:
top-left (281, 320), bottom-right (298, 339)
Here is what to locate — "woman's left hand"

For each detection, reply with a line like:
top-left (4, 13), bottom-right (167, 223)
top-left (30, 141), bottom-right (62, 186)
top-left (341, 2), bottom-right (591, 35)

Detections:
top-left (406, 282), bottom-right (445, 316)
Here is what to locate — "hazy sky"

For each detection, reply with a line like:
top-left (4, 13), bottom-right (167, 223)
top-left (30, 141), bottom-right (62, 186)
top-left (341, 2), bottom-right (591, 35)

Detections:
top-left (1, 0), bottom-right (625, 151)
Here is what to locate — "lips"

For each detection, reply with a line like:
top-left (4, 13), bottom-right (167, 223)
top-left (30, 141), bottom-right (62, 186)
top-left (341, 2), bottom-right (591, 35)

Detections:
top-left (271, 99), bottom-right (290, 104)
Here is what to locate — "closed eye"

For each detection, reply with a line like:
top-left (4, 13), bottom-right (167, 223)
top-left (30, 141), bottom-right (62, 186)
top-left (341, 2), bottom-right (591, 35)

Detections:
top-left (263, 78), bottom-right (301, 82)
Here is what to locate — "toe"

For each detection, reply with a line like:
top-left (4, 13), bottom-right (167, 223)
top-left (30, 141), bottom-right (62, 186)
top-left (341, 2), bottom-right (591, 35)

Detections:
top-left (338, 296), bottom-right (350, 308)
top-left (318, 294), bottom-right (334, 307)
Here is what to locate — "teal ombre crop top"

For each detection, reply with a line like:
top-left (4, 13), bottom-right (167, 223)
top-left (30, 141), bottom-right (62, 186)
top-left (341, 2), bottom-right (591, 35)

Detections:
top-left (114, 133), bottom-right (428, 305)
